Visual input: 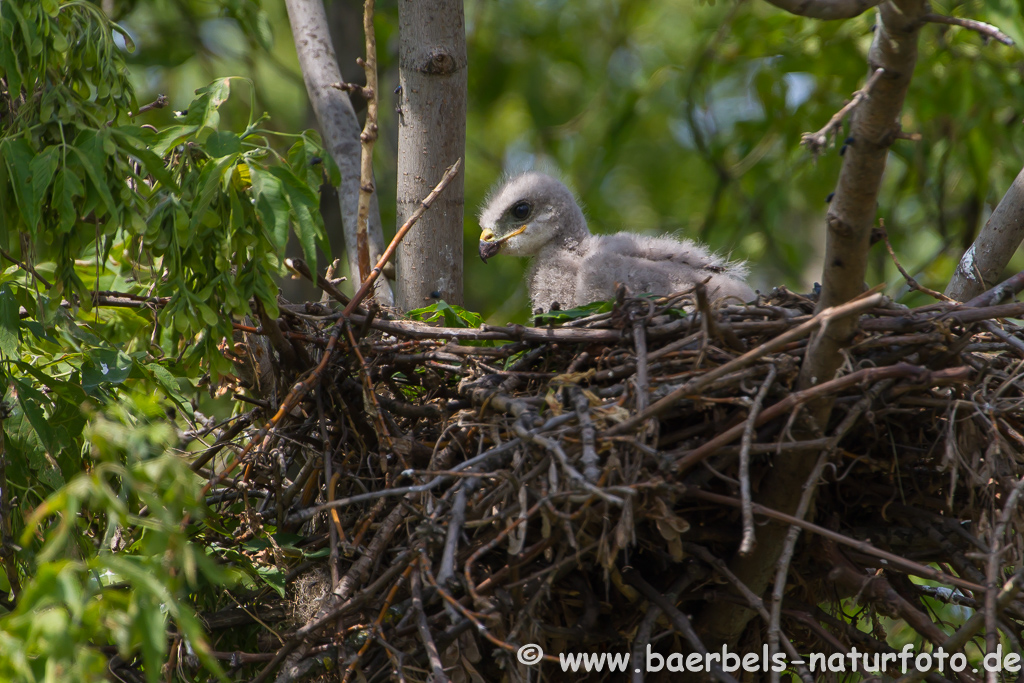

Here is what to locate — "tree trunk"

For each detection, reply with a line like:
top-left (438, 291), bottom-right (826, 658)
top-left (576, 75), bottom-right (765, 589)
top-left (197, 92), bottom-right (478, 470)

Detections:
top-left (694, 0), bottom-right (928, 655)
top-left (285, 0), bottom-right (393, 305)
top-left (394, 0), bottom-right (467, 311)
top-left (945, 166), bottom-right (1024, 302)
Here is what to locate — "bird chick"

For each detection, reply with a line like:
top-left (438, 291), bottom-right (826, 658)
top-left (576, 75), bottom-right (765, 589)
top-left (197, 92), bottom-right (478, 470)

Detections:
top-left (478, 172), bottom-right (754, 312)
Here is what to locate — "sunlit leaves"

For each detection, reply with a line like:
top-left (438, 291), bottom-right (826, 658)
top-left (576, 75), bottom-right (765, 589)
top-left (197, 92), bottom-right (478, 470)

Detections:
top-left (3, 417), bottom-right (230, 682)
top-left (0, 4), bottom-right (333, 677)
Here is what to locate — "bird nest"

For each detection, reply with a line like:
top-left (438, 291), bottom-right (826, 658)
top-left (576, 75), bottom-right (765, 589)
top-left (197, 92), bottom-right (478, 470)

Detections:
top-left (205, 281), bottom-right (1024, 683)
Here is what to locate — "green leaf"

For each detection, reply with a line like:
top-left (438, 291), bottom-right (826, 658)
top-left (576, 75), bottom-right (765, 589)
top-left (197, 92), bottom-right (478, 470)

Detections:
top-left (150, 124), bottom-right (199, 157)
top-left (407, 301), bottom-right (484, 328)
top-left (30, 146), bottom-right (59, 210)
top-left (184, 78), bottom-right (232, 131)
top-left (205, 130), bottom-right (242, 158)
top-left (271, 164), bottom-right (326, 273)
top-left (254, 564), bottom-right (286, 598)
top-left (533, 301), bottom-right (614, 325)
top-left (111, 127), bottom-right (178, 190)
top-left (13, 378), bottom-right (60, 456)
top-left (81, 349), bottom-right (134, 392)
top-left (68, 138), bottom-right (116, 217)
top-left (0, 283), bottom-right (20, 356)
top-left (2, 137), bottom-right (40, 229)
top-left (249, 165), bottom-right (289, 248)
top-left (51, 169), bottom-right (84, 233)
top-left (146, 362), bottom-right (194, 419)
top-left (189, 155), bottom-right (235, 233)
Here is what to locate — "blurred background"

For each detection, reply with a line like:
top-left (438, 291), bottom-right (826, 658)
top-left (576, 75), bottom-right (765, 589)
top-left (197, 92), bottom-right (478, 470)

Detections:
top-left (111, 0), bottom-right (1024, 323)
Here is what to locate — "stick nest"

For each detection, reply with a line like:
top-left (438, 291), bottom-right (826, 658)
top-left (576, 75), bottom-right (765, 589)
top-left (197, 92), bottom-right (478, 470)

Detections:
top-left (204, 285), bottom-right (1024, 683)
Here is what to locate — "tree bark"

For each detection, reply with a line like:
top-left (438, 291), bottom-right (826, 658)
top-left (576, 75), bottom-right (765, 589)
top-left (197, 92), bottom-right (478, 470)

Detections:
top-left (284, 0), bottom-right (393, 305)
top-left (945, 167), bottom-right (1024, 302)
top-left (394, 0), bottom-right (467, 311)
top-left (798, 0), bottom-right (925, 393)
top-left (762, 0), bottom-right (883, 19)
top-left (694, 0), bottom-right (928, 653)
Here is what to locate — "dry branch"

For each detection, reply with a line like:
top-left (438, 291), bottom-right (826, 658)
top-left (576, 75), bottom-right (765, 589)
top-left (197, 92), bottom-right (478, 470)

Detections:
top-left (946, 167), bottom-right (1024, 301)
top-left (761, 0), bottom-right (883, 20)
top-left (283, 0), bottom-right (393, 304)
top-left (355, 0), bottom-right (378, 282)
top-left (923, 12), bottom-right (1015, 46)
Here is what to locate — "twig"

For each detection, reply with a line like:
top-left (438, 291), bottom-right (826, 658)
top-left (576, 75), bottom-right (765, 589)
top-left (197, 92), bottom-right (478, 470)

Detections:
top-left (985, 473), bottom-right (1024, 680)
top-left (738, 364), bottom-right (777, 556)
top-left (946, 167), bottom-right (1024, 301)
top-left (801, 68), bottom-right (884, 155)
top-left (251, 507), bottom-right (409, 683)
top-left (606, 292), bottom-right (885, 435)
top-left (962, 270), bottom-right (1024, 308)
top-left (349, 159), bottom-right (462, 314)
top-left (131, 94), bottom-right (168, 116)
top-left (341, 563), bottom-right (413, 683)
top-left (881, 222), bottom-right (952, 302)
top-left (923, 12), bottom-right (1014, 46)
top-left (571, 387), bottom-right (600, 483)
top-left (677, 363), bottom-right (969, 472)
top-left (355, 0), bottom-right (379, 282)
top-left (630, 568), bottom-right (704, 683)
top-left (686, 488), bottom-right (986, 594)
top-left (0, 247), bottom-right (52, 288)
top-left (895, 567), bottom-right (1024, 683)
top-left (285, 437), bottom-right (522, 525)
top-left (286, 257), bottom-right (351, 306)
top-left (284, 0), bottom-right (393, 304)
top-left (621, 568), bottom-right (741, 683)
top-left (633, 316), bottom-right (650, 414)
top-left (767, 447), bottom-right (830, 683)
top-left (684, 544), bottom-right (813, 683)
top-left (411, 567), bottom-right (449, 683)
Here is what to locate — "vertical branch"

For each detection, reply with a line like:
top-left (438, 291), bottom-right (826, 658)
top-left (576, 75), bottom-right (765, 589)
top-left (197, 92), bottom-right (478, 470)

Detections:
top-left (945, 166), bottom-right (1024, 302)
top-left (284, 0), bottom-right (393, 304)
top-left (696, 0), bottom-right (929, 654)
top-left (799, 0), bottom-right (927, 395)
top-left (355, 0), bottom-right (378, 283)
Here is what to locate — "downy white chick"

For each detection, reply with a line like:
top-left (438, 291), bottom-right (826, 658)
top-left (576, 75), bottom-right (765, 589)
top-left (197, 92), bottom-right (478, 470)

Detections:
top-left (478, 172), bottom-right (754, 312)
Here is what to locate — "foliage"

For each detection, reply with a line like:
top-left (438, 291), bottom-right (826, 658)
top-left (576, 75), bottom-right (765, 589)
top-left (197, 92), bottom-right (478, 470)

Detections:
top-left (1, 406), bottom-right (231, 683)
top-left (0, 0), bottom-right (330, 679)
top-left (407, 300), bottom-right (484, 328)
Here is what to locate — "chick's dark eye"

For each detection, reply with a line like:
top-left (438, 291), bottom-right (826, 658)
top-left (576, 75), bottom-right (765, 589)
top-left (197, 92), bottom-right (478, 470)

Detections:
top-left (511, 201), bottom-right (531, 221)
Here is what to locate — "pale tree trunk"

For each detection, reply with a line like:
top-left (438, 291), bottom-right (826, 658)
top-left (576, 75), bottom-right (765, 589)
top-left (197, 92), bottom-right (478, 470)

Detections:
top-left (394, 0), bottom-right (467, 311)
top-left (284, 0), bottom-right (394, 305)
top-left (694, 0), bottom-right (928, 654)
top-left (945, 167), bottom-right (1024, 302)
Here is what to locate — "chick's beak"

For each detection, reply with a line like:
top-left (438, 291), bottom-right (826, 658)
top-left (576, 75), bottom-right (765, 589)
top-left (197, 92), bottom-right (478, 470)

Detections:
top-left (479, 230), bottom-right (501, 264)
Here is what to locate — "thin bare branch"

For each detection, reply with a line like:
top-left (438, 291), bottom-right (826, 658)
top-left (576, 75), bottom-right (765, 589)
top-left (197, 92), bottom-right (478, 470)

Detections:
top-left (801, 68), bottom-right (885, 155)
top-left (761, 0), bottom-right (883, 20)
top-left (947, 167), bottom-right (1024, 301)
top-left (355, 0), bottom-right (379, 283)
top-left (923, 12), bottom-right (1014, 46)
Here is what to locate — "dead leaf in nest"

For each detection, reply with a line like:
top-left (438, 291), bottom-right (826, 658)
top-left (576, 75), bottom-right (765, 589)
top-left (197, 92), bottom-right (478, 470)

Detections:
top-left (614, 496), bottom-right (635, 552)
top-left (652, 498), bottom-right (690, 563)
top-left (544, 388), bottom-right (563, 415)
top-left (550, 368), bottom-right (597, 386)
top-left (610, 565), bottom-right (640, 602)
top-left (593, 403), bottom-right (631, 424)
